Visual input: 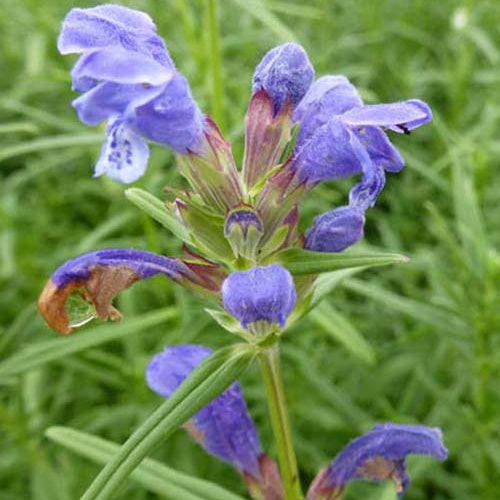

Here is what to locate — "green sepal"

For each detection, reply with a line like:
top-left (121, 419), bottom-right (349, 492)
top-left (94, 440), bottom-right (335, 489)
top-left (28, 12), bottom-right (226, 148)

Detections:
top-left (258, 225), bottom-right (289, 259)
top-left (176, 199), bottom-right (233, 261)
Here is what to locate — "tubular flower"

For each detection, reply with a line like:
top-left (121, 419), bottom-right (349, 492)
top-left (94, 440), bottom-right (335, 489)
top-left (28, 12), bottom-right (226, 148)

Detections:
top-left (38, 249), bottom-right (224, 335)
top-left (307, 423), bottom-right (448, 499)
top-left (286, 75), bottom-right (431, 252)
top-left (146, 345), bottom-right (283, 498)
top-left (222, 265), bottom-right (296, 331)
top-left (58, 4), bottom-right (204, 183)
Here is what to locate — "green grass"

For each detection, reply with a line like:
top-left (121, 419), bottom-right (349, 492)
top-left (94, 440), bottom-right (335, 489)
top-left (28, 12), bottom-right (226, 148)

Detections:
top-left (1, 0), bottom-right (499, 499)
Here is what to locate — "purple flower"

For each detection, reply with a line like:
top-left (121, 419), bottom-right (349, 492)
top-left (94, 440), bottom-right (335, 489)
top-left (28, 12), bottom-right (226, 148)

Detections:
top-left (58, 5), bottom-right (204, 183)
top-left (291, 81), bottom-right (430, 185)
top-left (290, 76), bottom-right (430, 252)
top-left (252, 43), bottom-right (314, 114)
top-left (38, 249), bottom-right (223, 335)
top-left (305, 206), bottom-right (365, 253)
top-left (146, 344), bottom-right (263, 478)
top-left (222, 265), bottom-right (296, 329)
top-left (307, 423), bottom-right (448, 499)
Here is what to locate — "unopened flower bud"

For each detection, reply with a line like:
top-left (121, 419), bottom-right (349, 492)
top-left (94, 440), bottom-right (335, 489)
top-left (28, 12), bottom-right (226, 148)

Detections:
top-left (222, 265), bottom-right (296, 333)
top-left (224, 207), bottom-right (263, 260)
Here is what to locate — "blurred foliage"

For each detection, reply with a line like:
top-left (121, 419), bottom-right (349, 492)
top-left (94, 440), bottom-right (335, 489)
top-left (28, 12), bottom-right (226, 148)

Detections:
top-left (0, 0), bottom-right (499, 499)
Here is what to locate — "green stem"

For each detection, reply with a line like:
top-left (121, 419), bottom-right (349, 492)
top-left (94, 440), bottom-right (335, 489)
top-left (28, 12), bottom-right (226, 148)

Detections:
top-left (258, 346), bottom-right (302, 500)
top-left (206, 0), bottom-right (224, 130)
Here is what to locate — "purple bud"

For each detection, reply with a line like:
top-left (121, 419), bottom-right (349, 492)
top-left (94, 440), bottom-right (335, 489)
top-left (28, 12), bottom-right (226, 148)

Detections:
top-left (305, 206), bottom-right (365, 253)
top-left (252, 43), bottom-right (314, 114)
top-left (224, 207), bottom-right (263, 238)
top-left (222, 265), bottom-right (296, 329)
top-left (307, 423), bottom-right (448, 499)
top-left (146, 344), bottom-right (263, 478)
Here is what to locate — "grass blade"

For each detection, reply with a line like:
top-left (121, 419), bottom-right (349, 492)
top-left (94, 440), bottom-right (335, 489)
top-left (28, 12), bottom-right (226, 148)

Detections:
top-left (46, 427), bottom-right (244, 500)
top-left (309, 302), bottom-right (376, 365)
top-left (0, 308), bottom-right (178, 378)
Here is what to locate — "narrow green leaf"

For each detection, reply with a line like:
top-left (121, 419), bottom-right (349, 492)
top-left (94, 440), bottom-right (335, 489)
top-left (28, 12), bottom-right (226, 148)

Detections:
top-left (0, 308), bottom-right (178, 378)
top-left (81, 344), bottom-right (257, 500)
top-left (309, 302), bottom-right (376, 364)
top-left (275, 248), bottom-right (409, 275)
top-left (310, 269), bottom-right (363, 308)
top-left (46, 427), bottom-right (244, 500)
top-left (125, 188), bottom-right (191, 243)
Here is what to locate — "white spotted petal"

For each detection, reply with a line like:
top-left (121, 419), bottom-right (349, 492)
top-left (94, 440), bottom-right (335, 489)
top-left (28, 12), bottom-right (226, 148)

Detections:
top-left (94, 118), bottom-right (149, 184)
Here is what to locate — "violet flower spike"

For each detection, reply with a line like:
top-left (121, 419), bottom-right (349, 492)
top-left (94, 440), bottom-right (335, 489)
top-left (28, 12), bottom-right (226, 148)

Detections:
top-left (252, 42), bottom-right (314, 114)
top-left (307, 423), bottom-right (448, 499)
top-left (58, 5), bottom-right (205, 183)
top-left (146, 345), bottom-right (263, 478)
top-left (222, 265), bottom-right (296, 331)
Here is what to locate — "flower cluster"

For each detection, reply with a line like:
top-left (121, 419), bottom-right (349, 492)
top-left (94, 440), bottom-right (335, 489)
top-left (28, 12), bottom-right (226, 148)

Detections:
top-left (37, 5), bottom-right (446, 499)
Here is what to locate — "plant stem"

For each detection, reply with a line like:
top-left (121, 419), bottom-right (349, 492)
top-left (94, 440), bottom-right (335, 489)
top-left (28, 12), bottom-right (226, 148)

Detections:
top-left (206, 0), bottom-right (224, 130)
top-left (258, 345), bottom-right (303, 500)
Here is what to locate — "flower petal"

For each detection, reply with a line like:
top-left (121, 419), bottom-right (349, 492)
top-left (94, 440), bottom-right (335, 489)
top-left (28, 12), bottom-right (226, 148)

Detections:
top-left (146, 344), bottom-right (263, 477)
top-left (58, 5), bottom-right (155, 54)
top-left (72, 82), bottom-right (164, 126)
top-left (57, 6), bottom-right (175, 69)
top-left (349, 163), bottom-right (386, 211)
top-left (355, 126), bottom-right (404, 172)
top-left (222, 265), bottom-right (296, 329)
top-left (341, 99), bottom-right (432, 133)
top-left (71, 48), bottom-right (172, 86)
top-left (252, 42), bottom-right (314, 113)
top-left (304, 206), bottom-right (365, 253)
top-left (307, 423), bottom-right (448, 500)
top-left (293, 75), bottom-right (363, 147)
top-left (129, 73), bottom-right (204, 153)
top-left (94, 118), bottom-right (150, 184)
top-left (292, 118), bottom-right (371, 185)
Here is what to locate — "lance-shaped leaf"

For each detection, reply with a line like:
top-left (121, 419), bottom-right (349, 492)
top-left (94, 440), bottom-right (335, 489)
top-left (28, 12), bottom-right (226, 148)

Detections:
top-left (273, 248), bottom-right (409, 275)
top-left (46, 426), bottom-right (245, 500)
top-left (80, 343), bottom-right (258, 500)
top-left (38, 249), bottom-right (224, 335)
top-left (307, 423), bottom-right (448, 499)
top-left (242, 89), bottom-right (293, 188)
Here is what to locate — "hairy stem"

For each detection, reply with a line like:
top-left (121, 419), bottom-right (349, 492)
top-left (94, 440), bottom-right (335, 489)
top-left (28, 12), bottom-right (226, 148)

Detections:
top-left (259, 345), bottom-right (302, 500)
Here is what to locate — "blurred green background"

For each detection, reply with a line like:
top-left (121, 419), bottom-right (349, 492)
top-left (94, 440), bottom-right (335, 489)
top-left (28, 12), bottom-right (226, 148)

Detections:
top-left (1, 0), bottom-right (499, 498)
